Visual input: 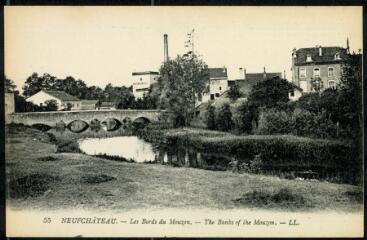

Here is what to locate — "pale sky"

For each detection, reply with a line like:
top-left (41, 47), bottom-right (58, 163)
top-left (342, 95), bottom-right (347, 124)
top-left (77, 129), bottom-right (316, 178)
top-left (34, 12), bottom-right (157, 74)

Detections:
top-left (5, 6), bottom-right (363, 91)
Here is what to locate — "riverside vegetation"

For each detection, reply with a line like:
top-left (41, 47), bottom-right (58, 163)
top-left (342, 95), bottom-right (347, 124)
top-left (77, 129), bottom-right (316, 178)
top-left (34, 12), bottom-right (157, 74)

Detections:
top-left (5, 124), bottom-right (363, 211)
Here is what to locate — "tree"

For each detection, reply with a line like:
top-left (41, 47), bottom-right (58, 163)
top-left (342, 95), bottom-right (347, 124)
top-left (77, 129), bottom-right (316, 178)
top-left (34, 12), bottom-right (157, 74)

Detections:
top-left (228, 84), bottom-right (242, 101)
top-left (216, 103), bottom-right (233, 131)
top-left (22, 73), bottom-right (57, 97)
top-left (248, 76), bottom-right (293, 109)
top-left (206, 105), bottom-right (216, 130)
top-left (310, 77), bottom-right (324, 93)
top-left (5, 77), bottom-right (17, 93)
top-left (158, 54), bottom-right (209, 126)
top-left (336, 53), bottom-right (362, 138)
top-left (44, 100), bottom-right (58, 111)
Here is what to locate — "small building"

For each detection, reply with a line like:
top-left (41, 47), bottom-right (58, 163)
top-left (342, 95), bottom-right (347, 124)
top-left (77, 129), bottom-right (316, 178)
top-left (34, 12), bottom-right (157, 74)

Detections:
top-left (132, 71), bottom-right (159, 99)
top-left (291, 43), bottom-right (349, 93)
top-left (288, 83), bottom-right (303, 101)
top-left (228, 67), bottom-right (282, 97)
top-left (99, 102), bottom-right (116, 110)
top-left (208, 67), bottom-right (229, 100)
top-left (80, 100), bottom-right (100, 110)
top-left (26, 90), bottom-right (80, 111)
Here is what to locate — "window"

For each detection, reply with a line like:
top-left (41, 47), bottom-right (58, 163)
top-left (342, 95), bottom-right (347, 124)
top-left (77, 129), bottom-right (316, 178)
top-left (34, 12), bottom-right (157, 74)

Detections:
top-left (328, 80), bottom-right (336, 89)
top-left (140, 78), bottom-right (143, 81)
top-left (210, 94), bottom-right (215, 100)
top-left (306, 54), bottom-right (312, 62)
top-left (299, 68), bottom-right (306, 78)
top-left (215, 93), bottom-right (220, 98)
top-left (219, 86), bottom-right (222, 91)
top-left (313, 68), bottom-right (320, 77)
top-left (334, 53), bottom-right (341, 60)
top-left (290, 89), bottom-right (295, 97)
top-left (328, 67), bottom-right (334, 77)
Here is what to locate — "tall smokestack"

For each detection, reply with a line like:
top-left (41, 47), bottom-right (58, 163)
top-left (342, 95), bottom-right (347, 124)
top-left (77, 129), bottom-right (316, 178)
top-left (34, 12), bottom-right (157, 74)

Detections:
top-left (164, 34), bottom-right (169, 62)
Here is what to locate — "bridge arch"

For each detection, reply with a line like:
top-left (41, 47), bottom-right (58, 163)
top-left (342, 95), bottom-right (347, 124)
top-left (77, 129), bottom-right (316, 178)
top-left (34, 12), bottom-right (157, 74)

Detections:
top-left (101, 118), bottom-right (121, 131)
top-left (31, 123), bottom-right (52, 132)
top-left (67, 120), bottom-right (89, 133)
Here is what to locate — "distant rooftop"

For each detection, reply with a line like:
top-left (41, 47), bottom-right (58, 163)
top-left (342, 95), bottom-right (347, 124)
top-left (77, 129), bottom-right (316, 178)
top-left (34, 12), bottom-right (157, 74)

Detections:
top-left (228, 72), bottom-right (282, 96)
top-left (209, 67), bottom-right (228, 79)
top-left (42, 90), bottom-right (79, 101)
top-left (132, 71), bottom-right (159, 76)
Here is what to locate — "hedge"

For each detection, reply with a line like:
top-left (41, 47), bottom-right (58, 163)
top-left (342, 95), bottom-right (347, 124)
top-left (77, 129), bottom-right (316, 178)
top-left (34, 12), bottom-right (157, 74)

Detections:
top-left (165, 129), bottom-right (358, 173)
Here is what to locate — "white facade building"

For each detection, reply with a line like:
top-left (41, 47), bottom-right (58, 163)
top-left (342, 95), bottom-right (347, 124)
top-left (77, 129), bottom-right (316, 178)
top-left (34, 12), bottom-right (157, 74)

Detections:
top-left (132, 71), bottom-right (159, 99)
top-left (208, 67), bottom-right (228, 99)
top-left (26, 90), bottom-right (81, 110)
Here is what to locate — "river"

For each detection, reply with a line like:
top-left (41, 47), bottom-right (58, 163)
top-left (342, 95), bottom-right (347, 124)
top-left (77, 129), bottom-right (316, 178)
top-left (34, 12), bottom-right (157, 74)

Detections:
top-left (48, 127), bottom-right (354, 183)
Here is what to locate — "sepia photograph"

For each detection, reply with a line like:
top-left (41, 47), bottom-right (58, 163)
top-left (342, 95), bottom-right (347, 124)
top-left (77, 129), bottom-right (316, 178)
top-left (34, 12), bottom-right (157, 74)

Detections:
top-left (4, 6), bottom-right (364, 237)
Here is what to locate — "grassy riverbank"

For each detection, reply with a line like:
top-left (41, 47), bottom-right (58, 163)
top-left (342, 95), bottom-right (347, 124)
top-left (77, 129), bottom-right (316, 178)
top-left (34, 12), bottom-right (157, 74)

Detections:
top-left (139, 127), bottom-right (361, 184)
top-left (5, 124), bottom-right (363, 212)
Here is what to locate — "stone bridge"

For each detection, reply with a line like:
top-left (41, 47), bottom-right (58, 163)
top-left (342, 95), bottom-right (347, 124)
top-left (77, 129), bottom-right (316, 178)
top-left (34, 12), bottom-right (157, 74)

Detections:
top-left (6, 110), bottom-right (169, 128)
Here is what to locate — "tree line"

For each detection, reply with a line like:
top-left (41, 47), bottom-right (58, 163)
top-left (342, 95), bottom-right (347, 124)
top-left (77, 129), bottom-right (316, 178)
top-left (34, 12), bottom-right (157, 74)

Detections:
top-left (5, 73), bottom-right (158, 112)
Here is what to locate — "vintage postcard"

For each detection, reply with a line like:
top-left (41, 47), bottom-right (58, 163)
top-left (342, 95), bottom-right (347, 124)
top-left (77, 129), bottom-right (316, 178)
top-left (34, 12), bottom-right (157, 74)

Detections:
top-left (4, 6), bottom-right (364, 237)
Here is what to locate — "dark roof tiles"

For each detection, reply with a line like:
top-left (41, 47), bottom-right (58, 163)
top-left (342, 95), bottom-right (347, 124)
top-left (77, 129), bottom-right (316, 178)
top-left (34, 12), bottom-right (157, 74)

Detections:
top-left (42, 90), bottom-right (79, 101)
top-left (209, 68), bottom-right (228, 79)
top-left (294, 47), bottom-right (348, 65)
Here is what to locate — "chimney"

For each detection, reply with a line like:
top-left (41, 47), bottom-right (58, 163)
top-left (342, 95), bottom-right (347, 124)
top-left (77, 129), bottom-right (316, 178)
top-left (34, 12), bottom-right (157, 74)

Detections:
top-left (239, 67), bottom-right (245, 79)
top-left (243, 68), bottom-right (246, 80)
top-left (292, 48), bottom-right (297, 58)
top-left (263, 67), bottom-right (266, 80)
top-left (164, 34), bottom-right (169, 62)
top-left (346, 37), bottom-right (350, 54)
top-left (319, 46), bottom-right (322, 56)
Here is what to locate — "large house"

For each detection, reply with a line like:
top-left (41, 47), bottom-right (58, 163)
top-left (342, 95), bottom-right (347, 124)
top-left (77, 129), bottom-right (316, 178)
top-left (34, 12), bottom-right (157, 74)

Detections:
top-left (132, 71), bottom-right (159, 99)
top-left (291, 44), bottom-right (349, 93)
top-left (26, 90), bottom-right (81, 110)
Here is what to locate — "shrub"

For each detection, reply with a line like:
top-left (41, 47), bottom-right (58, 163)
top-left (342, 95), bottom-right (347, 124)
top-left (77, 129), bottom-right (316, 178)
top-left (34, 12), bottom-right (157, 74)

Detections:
top-left (206, 105), bottom-right (216, 130)
top-left (233, 187), bottom-right (310, 209)
top-left (232, 101), bottom-right (254, 134)
top-left (216, 103), bottom-right (233, 131)
top-left (256, 108), bottom-right (291, 135)
top-left (8, 174), bottom-right (60, 199)
top-left (44, 99), bottom-right (59, 111)
top-left (165, 131), bottom-right (360, 184)
top-left (56, 139), bottom-right (81, 153)
top-left (256, 107), bottom-right (337, 138)
top-left (81, 174), bottom-right (116, 184)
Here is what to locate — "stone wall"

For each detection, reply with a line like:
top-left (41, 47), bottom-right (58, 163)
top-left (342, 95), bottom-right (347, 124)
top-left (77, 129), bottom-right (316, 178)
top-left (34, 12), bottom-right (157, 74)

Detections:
top-left (5, 93), bottom-right (15, 123)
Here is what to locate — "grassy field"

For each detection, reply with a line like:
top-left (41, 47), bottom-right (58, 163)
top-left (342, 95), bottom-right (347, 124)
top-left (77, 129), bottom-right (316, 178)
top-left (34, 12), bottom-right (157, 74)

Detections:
top-left (5, 125), bottom-right (363, 212)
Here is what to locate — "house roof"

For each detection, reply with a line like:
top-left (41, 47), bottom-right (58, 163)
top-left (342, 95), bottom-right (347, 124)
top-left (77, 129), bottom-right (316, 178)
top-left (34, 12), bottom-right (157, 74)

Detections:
top-left (228, 72), bottom-right (282, 96)
top-left (81, 100), bottom-right (99, 104)
top-left (42, 90), bottom-right (79, 101)
top-left (209, 68), bottom-right (228, 79)
top-left (289, 82), bottom-right (303, 92)
top-left (132, 71), bottom-right (159, 76)
top-left (294, 47), bottom-right (348, 65)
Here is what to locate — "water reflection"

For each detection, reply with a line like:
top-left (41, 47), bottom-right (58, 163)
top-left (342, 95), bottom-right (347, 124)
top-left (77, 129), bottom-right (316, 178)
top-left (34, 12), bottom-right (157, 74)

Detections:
top-left (47, 127), bottom-right (356, 184)
top-left (78, 135), bottom-right (235, 171)
top-left (79, 136), bottom-right (156, 163)
top-left (48, 125), bottom-right (135, 140)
